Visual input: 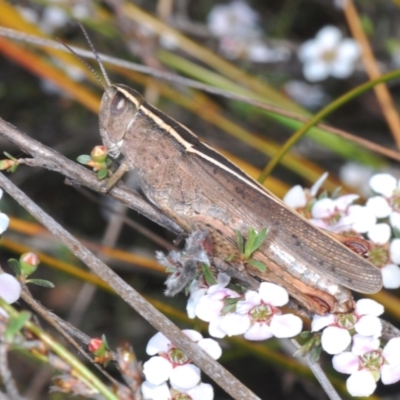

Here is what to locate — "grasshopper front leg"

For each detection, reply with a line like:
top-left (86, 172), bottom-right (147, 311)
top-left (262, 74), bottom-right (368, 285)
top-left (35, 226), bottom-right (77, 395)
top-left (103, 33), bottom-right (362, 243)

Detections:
top-left (101, 159), bottom-right (131, 193)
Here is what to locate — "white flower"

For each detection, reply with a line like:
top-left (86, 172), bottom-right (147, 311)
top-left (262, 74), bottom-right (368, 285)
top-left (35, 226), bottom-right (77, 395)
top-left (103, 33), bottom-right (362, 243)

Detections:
top-left (40, 6), bottom-right (69, 34)
top-left (309, 194), bottom-right (360, 233)
top-left (191, 274), bottom-right (242, 338)
top-left (0, 273), bottom-right (21, 305)
top-left (207, 1), bottom-right (259, 38)
top-left (218, 283), bottom-right (302, 340)
top-left (143, 330), bottom-right (221, 390)
top-left (332, 335), bottom-right (400, 396)
top-left (298, 25), bottom-right (360, 81)
top-left (312, 299), bottom-right (383, 354)
top-left (146, 330), bottom-right (221, 360)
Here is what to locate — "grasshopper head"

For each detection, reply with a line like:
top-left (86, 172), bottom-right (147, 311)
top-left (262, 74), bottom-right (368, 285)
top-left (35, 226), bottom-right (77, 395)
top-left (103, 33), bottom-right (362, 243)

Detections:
top-left (99, 84), bottom-right (144, 158)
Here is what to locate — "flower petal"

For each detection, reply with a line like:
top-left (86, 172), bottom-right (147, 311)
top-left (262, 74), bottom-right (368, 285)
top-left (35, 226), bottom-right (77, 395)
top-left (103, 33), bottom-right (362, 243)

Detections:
top-left (369, 174), bottom-right (397, 197)
top-left (258, 282), bottom-right (288, 306)
top-left (208, 317), bottom-right (226, 339)
top-left (311, 198), bottom-right (335, 218)
top-left (383, 337), bottom-right (400, 365)
top-left (366, 196), bottom-right (392, 218)
top-left (219, 312), bottom-right (250, 336)
top-left (270, 314), bottom-right (302, 338)
top-left (311, 314), bottom-right (335, 331)
top-left (141, 381), bottom-right (171, 400)
top-left (0, 274), bottom-right (21, 304)
top-left (390, 212), bottom-right (400, 231)
top-left (283, 185), bottom-right (307, 209)
top-left (348, 205), bottom-right (376, 233)
top-left (310, 172), bottom-right (328, 196)
top-left (0, 213), bottom-right (9, 235)
top-left (198, 338), bottom-right (222, 360)
top-left (146, 333), bottom-right (171, 355)
top-left (346, 370), bottom-right (377, 397)
top-left (381, 363), bottom-right (400, 385)
top-left (186, 383), bottom-right (214, 400)
top-left (390, 239), bottom-right (400, 264)
top-left (243, 322), bottom-right (273, 341)
top-left (356, 298), bottom-right (384, 317)
top-left (368, 223), bottom-right (391, 244)
top-left (332, 352), bottom-right (360, 373)
top-left (182, 329), bottom-right (203, 342)
top-left (351, 334), bottom-right (380, 355)
top-left (321, 326), bottom-right (351, 354)
top-left (381, 264), bottom-right (400, 289)
top-left (355, 315), bottom-right (382, 337)
top-left (143, 357), bottom-right (172, 385)
top-left (169, 364), bottom-right (201, 390)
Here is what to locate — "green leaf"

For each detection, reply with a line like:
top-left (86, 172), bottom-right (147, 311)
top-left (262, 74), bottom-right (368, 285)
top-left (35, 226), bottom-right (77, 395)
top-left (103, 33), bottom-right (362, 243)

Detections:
top-left (310, 344), bottom-right (322, 362)
top-left (235, 230), bottom-right (244, 254)
top-left (293, 338), bottom-right (316, 357)
top-left (5, 311), bottom-right (31, 341)
top-left (221, 297), bottom-right (240, 315)
top-left (247, 259), bottom-right (267, 272)
top-left (25, 279), bottom-right (55, 288)
top-left (201, 264), bottom-right (217, 286)
top-left (101, 334), bottom-right (110, 350)
top-left (251, 228), bottom-right (268, 253)
top-left (76, 155), bottom-right (91, 164)
top-left (97, 168), bottom-right (109, 180)
top-left (8, 259), bottom-right (21, 276)
top-left (244, 227), bottom-right (257, 258)
top-left (299, 330), bottom-right (312, 339)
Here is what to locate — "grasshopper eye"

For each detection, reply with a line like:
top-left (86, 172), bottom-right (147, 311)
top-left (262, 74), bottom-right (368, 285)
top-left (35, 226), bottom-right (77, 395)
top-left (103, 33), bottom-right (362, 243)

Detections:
top-left (110, 92), bottom-right (129, 116)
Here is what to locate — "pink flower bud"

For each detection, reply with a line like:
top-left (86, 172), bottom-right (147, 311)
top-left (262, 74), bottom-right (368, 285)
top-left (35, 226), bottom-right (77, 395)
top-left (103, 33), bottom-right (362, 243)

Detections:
top-left (90, 146), bottom-right (108, 163)
top-left (88, 338), bottom-right (103, 352)
top-left (20, 252), bottom-right (40, 267)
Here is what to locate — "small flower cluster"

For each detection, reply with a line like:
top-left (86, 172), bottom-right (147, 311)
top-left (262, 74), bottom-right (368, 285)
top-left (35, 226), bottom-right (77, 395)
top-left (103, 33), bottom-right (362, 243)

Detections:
top-left (141, 330), bottom-right (219, 400)
top-left (284, 172), bottom-right (400, 396)
top-left (207, 1), bottom-right (290, 63)
top-left (312, 299), bottom-right (400, 396)
top-left (187, 273), bottom-right (302, 341)
top-left (284, 172), bottom-right (400, 289)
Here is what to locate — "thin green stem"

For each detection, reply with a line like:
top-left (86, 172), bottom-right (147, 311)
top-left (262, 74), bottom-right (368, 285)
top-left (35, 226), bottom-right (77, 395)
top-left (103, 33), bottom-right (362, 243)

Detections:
top-left (258, 69), bottom-right (400, 183)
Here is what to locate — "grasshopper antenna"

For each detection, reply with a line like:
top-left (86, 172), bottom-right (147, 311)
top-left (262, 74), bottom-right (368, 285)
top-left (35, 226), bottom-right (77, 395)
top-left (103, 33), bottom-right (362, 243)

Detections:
top-left (59, 39), bottom-right (107, 91)
top-left (77, 21), bottom-right (111, 87)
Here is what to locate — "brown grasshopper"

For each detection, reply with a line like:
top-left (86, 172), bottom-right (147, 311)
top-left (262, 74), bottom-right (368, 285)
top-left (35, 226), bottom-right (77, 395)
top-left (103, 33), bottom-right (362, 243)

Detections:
top-left (78, 31), bottom-right (382, 315)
